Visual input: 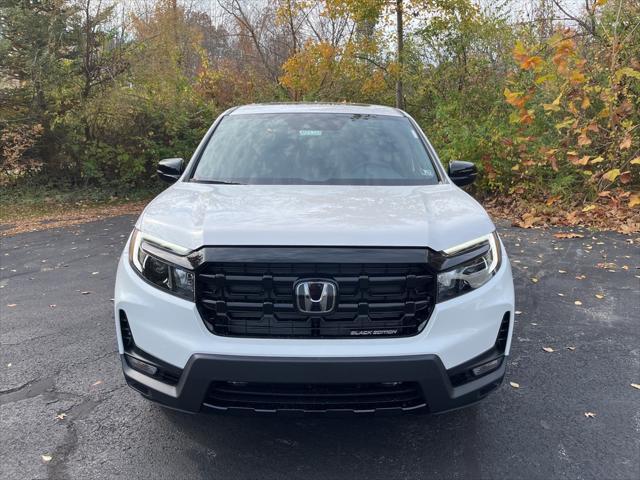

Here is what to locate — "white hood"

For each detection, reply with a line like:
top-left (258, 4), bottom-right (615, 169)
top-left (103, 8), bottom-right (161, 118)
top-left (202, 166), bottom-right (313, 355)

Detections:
top-left (137, 182), bottom-right (495, 252)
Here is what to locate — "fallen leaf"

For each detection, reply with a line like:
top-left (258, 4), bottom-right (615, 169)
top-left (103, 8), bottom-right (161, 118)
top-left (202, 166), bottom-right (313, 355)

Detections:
top-left (515, 310), bottom-right (522, 315)
top-left (574, 300), bottom-right (583, 305)
top-left (542, 347), bottom-right (554, 353)
top-left (7, 304), bottom-right (17, 307)
top-left (595, 294), bottom-right (604, 299)
top-left (517, 212), bottom-right (542, 229)
top-left (602, 168), bottom-right (621, 182)
top-left (56, 413), bottom-right (67, 420)
top-left (554, 232), bottom-right (584, 239)
top-left (582, 204), bottom-right (596, 212)
top-left (49, 304), bottom-right (56, 308)
top-left (596, 262), bottom-right (617, 269)
top-left (619, 135), bottom-right (632, 149)
top-left (631, 383), bottom-right (640, 390)
top-left (558, 270), bottom-right (567, 273)
top-left (567, 346), bottom-right (576, 351)
top-left (41, 455), bottom-right (52, 462)
top-left (91, 272), bottom-right (99, 275)
top-left (558, 293), bottom-right (565, 297)
top-left (584, 412), bottom-right (596, 418)
top-left (531, 277), bottom-right (539, 283)
top-left (91, 380), bottom-right (103, 387)
top-left (620, 171), bottom-right (631, 184)
top-left (510, 382), bottom-right (520, 388)
top-left (81, 291), bottom-right (91, 295)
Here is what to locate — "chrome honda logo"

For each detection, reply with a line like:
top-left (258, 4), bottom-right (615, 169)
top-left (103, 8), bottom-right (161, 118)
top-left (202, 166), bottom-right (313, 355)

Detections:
top-left (294, 279), bottom-right (338, 314)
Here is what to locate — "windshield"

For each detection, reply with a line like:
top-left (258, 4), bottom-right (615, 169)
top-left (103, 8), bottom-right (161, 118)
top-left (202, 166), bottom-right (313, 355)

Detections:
top-left (191, 113), bottom-right (439, 185)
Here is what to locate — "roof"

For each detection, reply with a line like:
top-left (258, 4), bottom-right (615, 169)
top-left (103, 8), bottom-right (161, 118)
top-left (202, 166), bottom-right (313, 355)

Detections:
top-left (229, 103), bottom-right (404, 117)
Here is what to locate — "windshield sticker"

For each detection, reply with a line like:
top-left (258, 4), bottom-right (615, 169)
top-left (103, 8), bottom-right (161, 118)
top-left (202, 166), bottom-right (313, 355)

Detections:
top-left (299, 130), bottom-right (322, 136)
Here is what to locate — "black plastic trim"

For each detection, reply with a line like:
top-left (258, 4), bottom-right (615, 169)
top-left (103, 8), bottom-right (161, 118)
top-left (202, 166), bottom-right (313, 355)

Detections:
top-left (125, 347), bottom-right (183, 385)
top-left (180, 246), bottom-right (490, 273)
top-left (193, 246), bottom-right (429, 266)
top-left (121, 353), bottom-right (506, 415)
top-left (428, 243), bottom-right (491, 272)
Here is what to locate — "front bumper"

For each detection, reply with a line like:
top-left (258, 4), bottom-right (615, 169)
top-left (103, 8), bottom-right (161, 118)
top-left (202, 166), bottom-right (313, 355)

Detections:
top-left (122, 351), bottom-right (506, 415)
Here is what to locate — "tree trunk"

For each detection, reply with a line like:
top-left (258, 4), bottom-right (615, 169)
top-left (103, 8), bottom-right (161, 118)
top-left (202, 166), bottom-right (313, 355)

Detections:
top-left (395, 0), bottom-right (404, 110)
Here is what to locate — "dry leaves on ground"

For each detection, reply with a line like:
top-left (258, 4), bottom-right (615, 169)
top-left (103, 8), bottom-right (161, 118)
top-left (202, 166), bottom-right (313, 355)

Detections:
top-left (485, 197), bottom-right (640, 234)
top-left (554, 232), bottom-right (584, 239)
top-left (0, 201), bottom-right (147, 237)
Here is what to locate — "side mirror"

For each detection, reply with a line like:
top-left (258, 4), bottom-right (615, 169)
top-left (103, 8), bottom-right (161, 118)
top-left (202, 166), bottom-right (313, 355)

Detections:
top-left (448, 161), bottom-right (477, 187)
top-left (157, 158), bottom-right (185, 183)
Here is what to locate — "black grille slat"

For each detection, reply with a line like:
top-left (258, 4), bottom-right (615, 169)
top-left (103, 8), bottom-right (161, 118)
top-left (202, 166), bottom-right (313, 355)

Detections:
top-left (196, 259), bottom-right (435, 338)
top-left (205, 382), bottom-right (425, 411)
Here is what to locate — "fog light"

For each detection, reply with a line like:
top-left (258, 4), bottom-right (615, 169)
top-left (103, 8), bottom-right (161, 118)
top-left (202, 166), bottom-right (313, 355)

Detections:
top-left (126, 355), bottom-right (158, 376)
top-left (471, 358), bottom-right (501, 377)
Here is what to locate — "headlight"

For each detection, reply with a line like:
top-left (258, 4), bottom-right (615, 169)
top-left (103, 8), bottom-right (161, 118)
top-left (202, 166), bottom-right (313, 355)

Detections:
top-left (128, 228), bottom-right (195, 301)
top-left (437, 232), bottom-right (502, 302)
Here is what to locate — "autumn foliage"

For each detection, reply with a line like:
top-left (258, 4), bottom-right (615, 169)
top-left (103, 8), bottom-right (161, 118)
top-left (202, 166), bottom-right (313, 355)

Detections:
top-left (0, 0), bottom-right (638, 229)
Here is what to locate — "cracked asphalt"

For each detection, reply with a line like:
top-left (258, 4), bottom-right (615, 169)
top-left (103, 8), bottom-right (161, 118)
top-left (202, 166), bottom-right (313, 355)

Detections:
top-left (1, 215), bottom-right (638, 480)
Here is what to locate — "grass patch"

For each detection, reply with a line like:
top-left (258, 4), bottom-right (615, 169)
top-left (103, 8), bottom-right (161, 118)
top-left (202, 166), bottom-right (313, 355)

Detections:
top-left (0, 184), bottom-right (161, 236)
top-left (0, 185), bottom-right (159, 223)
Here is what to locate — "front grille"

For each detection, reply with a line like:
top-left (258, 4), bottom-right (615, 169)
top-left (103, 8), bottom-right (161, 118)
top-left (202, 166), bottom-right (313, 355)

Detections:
top-left (204, 381), bottom-right (426, 413)
top-left (196, 260), bottom-right (436, 338)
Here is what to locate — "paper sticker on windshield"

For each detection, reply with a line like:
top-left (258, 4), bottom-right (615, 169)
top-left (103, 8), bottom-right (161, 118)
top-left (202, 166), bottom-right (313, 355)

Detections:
top-left (299, 130), bottom-right (322, 136)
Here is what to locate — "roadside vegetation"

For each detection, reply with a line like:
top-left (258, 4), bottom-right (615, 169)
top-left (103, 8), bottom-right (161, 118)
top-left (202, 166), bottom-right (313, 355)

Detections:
top-left (1, 0), bottom-right (639, 233)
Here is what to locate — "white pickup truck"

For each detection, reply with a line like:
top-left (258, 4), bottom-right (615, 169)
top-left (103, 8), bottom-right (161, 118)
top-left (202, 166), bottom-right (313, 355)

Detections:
top-left (114, 103), bottom-right (514, 415)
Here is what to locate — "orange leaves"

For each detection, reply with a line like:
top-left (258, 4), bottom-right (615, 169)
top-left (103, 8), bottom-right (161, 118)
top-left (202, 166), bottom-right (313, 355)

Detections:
top-left (504, 88), bottom-right (534, 125)
top-left (519, 110), bottom-right (535, 125)
top-left (569, 71), bottom-right (586, 84)
top-left (513, 41), bottom-right (543, 71)
top-left (521, 56), bottom-right (543, 71)
top-left (280, 41), bottom-right (339, 95)
top-left (577, 131), bottom-right (592, 146)
top-left (552, 37), bottom-right (576, 75)
top-left (554, 38), bottom-right (575, 58)
top-left (504, 88), bottom-right (526, 109)
top-left (502, 27), bottom-right (637, 208)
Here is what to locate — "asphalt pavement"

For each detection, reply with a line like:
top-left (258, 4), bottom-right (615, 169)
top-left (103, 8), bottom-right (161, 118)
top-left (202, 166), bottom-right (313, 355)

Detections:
top-left (1, 215), bottom-right (638, 480)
